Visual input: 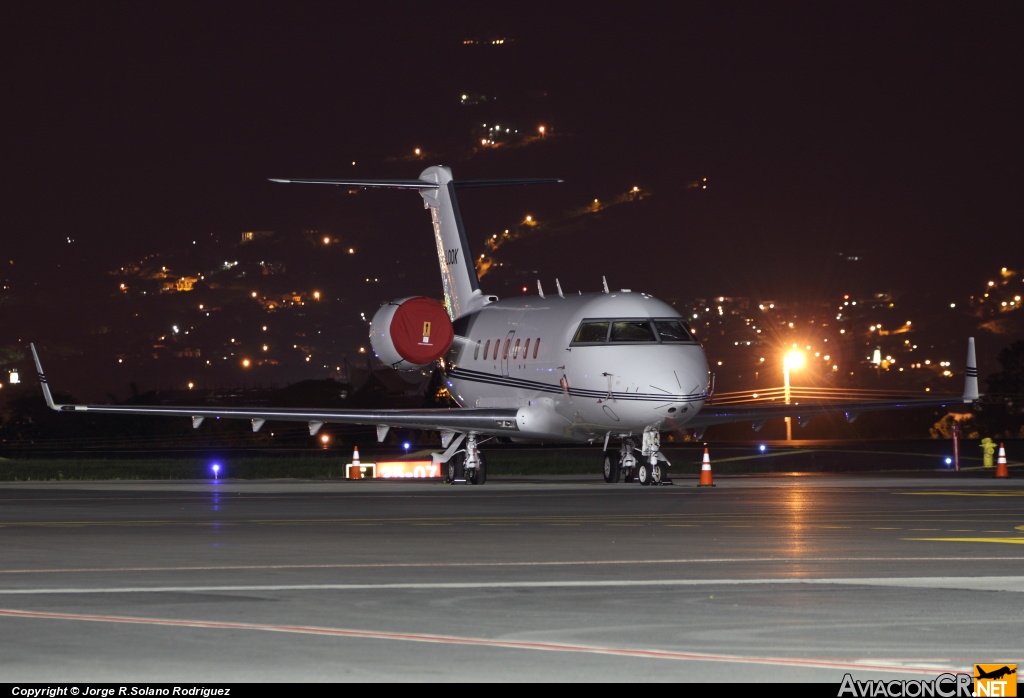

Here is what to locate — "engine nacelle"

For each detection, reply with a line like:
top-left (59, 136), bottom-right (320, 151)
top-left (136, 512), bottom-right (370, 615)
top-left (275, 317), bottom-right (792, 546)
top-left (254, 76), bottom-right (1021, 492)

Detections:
top-left (369, 296), bottom-right (454, 369)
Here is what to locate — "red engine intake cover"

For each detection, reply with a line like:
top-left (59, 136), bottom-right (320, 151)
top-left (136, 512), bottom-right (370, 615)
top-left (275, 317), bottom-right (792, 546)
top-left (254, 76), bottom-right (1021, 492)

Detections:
top-left (387, 297), bottom-right (454, 365)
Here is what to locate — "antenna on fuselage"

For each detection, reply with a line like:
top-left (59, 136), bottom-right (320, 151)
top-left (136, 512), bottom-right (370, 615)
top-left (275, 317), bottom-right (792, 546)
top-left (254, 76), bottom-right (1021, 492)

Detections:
top-left (555, 278), bottom-right (564, 298)
top-left (537, 280), bottom-right (545, 299)
top-left (602, 276), bottom-right (609, 293)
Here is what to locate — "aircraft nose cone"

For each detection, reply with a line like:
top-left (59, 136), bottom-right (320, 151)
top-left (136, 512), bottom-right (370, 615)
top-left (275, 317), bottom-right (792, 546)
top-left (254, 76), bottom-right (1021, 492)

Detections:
top-left (649, 370), bottom-right (705, 410)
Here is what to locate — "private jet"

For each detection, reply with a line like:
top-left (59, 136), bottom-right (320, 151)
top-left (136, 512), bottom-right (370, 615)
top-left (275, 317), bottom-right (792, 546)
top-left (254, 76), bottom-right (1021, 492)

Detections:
top-left (31, 166), bottom-right (979, 484)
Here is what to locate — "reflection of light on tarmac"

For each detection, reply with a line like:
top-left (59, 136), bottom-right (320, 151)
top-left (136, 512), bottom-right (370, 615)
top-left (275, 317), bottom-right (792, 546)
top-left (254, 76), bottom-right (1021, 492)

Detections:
top-left (779, 489), bottom-right (812, 563)
top-left (211, 485), bottom-right (222, 541)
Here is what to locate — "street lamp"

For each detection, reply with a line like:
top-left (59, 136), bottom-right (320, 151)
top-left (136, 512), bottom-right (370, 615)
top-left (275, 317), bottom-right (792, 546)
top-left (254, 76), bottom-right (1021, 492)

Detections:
top-left (783, 350), bottom-right (804, 441)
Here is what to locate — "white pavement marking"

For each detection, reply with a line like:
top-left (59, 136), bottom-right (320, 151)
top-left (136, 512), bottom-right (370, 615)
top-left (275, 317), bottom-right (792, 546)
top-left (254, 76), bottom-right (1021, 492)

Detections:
top-left (2, 576), bottom-right (1024, 595)
top-left (2, 555), bottom-right (1023, 575)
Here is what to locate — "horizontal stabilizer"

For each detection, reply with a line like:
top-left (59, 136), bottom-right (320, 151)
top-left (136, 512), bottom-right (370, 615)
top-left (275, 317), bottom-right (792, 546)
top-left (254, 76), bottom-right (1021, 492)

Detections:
top-left (270, 178), bottom-right (561, 189)
top-left (269, 177), bottom-right (562, 189)
top-left (269, 178), bottom-right (434, 188)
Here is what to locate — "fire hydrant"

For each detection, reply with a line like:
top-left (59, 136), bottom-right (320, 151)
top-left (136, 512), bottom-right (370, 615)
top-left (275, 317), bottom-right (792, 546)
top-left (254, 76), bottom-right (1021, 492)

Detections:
top-left (981, 437), bottom-right (995, 468)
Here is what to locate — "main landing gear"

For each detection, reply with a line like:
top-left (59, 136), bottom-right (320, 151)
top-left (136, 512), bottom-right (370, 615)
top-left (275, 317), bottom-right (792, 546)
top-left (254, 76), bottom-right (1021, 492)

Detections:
top-left (603, 428), bottom-right (671, 486)
top-left (441, 432), bottom-right (487, 485)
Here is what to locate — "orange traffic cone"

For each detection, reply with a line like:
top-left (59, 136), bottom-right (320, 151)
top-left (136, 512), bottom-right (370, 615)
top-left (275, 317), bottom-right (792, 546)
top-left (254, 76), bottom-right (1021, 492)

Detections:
top-left (697, 448), bottom-right (715, 487)
top-left (349, 446), bottom-right (362, 480)
top-left (994, 443), bottom-right (1009, 478)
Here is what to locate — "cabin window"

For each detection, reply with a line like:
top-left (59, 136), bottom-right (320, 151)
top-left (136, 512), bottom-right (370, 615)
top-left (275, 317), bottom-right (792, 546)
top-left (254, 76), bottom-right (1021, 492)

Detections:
top-left (572, 321), bottom-right (610, 343)
top-left (482, 340), bottom-right (490, 360)
top-left (533, 338), bottom-right (540, 359)
top-left (610, 320), bottom-right (656, 342)
top-left (513, 338), bottom-right (521, 359)
top-left (493, 340), bottom-right (500, 361)
top-left (523, 338), bottom-right (530, 360)
top-left (502, 338), bottom-right (511, 360)
top-left (474, 340), bottom-right (481, 360)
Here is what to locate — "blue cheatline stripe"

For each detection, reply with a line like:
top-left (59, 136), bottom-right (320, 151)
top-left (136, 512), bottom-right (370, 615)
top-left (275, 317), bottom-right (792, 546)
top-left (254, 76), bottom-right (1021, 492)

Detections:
top-left (447, 368), bottom-right (705, 404)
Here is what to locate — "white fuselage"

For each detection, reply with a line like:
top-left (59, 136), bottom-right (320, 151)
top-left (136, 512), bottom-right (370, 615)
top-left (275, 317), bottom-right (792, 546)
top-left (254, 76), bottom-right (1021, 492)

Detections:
top-left (443, 290), bottom-right (710, 443)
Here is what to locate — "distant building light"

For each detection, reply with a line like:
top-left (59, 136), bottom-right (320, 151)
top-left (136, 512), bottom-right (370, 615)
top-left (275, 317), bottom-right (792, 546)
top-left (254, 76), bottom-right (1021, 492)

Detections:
top-left (8, 371), bottom-right (19, 385)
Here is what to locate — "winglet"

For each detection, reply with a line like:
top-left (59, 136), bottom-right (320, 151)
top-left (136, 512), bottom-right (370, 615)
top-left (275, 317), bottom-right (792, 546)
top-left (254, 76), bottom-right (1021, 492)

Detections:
top-left (29, 343), bottom-right (59, 411)
top-left (963, 337), bottom-right (979, 402)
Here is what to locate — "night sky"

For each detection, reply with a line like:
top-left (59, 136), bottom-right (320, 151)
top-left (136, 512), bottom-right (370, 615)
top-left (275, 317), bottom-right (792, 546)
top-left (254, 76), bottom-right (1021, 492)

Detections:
top-left (4, 4), bottom-right (1022, 378)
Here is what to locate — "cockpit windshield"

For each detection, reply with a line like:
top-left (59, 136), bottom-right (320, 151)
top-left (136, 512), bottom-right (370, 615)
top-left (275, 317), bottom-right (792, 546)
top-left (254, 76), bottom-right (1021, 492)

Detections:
top-left (571, 318), bottom-right (696, 345)
top-left (572, 321), bottom-right (610, 343)
top-left (652, 319), bottom-right (695, 342)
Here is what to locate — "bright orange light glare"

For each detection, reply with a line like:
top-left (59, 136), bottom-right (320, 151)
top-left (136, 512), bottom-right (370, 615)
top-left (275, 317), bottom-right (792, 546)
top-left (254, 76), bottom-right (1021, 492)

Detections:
top-left (784, 350), bottom-right (805, 371)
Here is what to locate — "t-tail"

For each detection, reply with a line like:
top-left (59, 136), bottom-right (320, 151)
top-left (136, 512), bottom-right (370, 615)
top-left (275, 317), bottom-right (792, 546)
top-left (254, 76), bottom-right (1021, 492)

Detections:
top-left (417, 166), bottom-right (482, 319)
top-left (270, 166), bottom-right (561, 320)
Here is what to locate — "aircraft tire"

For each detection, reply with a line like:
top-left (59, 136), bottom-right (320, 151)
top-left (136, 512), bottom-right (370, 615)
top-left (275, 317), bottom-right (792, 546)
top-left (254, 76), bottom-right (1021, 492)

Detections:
top-left (471, 456), bottom-right (487, 485)
top-left (602, 451), bottom-right (621, 483)
top-left (637, 462), bottom-right (651, 486)
top-left (651, 462), bottom-right (662, 485)
top-left (447, 453), bottom-right (465, 484)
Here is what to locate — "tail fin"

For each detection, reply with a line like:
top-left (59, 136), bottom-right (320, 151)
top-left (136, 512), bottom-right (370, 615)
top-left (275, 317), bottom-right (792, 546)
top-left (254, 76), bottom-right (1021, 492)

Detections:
top-left (271, 167), bottom-right (561, 319)
top-left (416, 166), bottom-right (482, 319)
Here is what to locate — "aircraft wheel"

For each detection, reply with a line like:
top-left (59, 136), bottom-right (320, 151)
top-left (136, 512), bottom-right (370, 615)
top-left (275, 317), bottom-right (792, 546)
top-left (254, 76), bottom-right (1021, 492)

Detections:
top-left (447, 453), bottom-right (465, 484)
top-left (602, 451), bottom-right (621, 483)
top-left (651, 462), bottom-right (662, 485)
top-left (637, 462), bottom-right (651, 486)
top-left (470, 455), bottom-right (487, 485)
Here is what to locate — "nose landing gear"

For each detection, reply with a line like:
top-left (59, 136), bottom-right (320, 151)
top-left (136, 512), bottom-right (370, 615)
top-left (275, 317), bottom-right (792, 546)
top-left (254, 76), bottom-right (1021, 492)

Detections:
top-left (604, 428), bottom-right (671, 485)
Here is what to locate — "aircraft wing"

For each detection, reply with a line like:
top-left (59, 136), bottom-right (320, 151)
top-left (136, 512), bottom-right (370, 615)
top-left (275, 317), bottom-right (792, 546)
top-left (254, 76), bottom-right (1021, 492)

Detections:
top-left (686, 395), bottom-right (972, 431)
top-left (686, 337), bottom-right (979, 431)
top-left (30, 345), bottom-right (521, 438)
